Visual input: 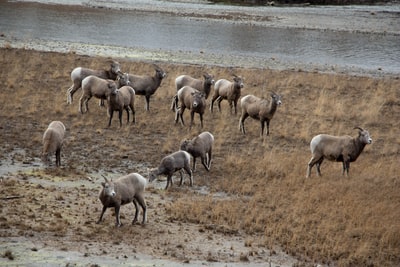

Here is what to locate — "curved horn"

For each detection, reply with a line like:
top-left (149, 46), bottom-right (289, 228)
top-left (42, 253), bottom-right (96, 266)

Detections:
top-left (101, 174), bottom-right (109, 182)
top-left (354, 126), bottom-right (364, 132)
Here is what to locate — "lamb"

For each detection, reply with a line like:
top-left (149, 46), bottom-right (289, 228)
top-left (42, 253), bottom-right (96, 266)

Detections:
top-left (128, 65), bottom-right (166, 111)
top-left (78, 73), bottom-right (130, 114)
top-left (107, 84), bottom-right (136, 127)
top-left (66, 60), bottom-right (121, 104)
top-left (306, 127), bottom-right (372, 178)
top-left (41, 121), bottom-right (66, 167)
top-left (172, 86), bottom-right (206, 129)
top-left (97, 173), bottom-right (147, 227)
top-left (149, 150), bottom-right (193, 190)
top-left (239, 92), bottom-right (282, 137)
top-left (210, 75), bottom-right (244, 115)
top-left (175, 73), bottom-right (215, 99)
top-left (180, 131), bottom-right (214, 172)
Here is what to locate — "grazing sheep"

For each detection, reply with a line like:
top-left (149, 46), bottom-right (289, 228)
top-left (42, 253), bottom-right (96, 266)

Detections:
top-left (66, 60), bottom-right (121, 104)
top-left (41, 121), bottom-right (66, 167)
top-left (306, 127), bottom-right (372, 178)
top-left (128, 65), bottom-right (166, 111)
top-left (97, 173), bottom-right (147, 227)
top-left (172, 86), bottom-right (206, 129)
top-left (239, 92), bottom-right (282, 137)
top-left (78, 73), bottom-right (130, 114)
top-left (180, 131), bottom-right (214, 172)
top-left (107, 84), bottom-right (136, 127)
top-left (149, 150), bottom-right (193, 190)
top-left (210, 75), bottom-right (244, 115)
top-left (175, 73), bottom-right (215, 99)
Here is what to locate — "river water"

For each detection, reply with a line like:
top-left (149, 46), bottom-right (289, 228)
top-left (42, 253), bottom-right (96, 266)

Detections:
top-left (0, 0), bottom-right (399, 76)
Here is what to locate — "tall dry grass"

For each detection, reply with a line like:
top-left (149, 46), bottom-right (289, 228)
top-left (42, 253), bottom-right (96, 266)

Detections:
top-left (0, 48), bottom-right (399, 266)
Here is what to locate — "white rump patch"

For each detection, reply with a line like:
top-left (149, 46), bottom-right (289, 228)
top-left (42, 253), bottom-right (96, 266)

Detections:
top-left (310, 134), bottom-right (322, 153)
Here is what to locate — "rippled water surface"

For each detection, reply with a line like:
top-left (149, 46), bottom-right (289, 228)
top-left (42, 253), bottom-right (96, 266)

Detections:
top-left (0, 1), bottom-right (399, 74)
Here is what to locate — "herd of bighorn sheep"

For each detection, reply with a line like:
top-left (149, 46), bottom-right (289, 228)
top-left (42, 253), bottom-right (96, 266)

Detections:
top-left (39, 59), bottom-right (372, 227)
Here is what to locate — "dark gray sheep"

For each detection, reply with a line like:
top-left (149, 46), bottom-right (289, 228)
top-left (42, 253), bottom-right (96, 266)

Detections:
top-left (175, 73), bottom-right (215, 99)
top-left (180, 131), bottom-right (214, 172)
top-left (128, 65), bottom-right (166, 111)
top-left (41, 121), bottom-right (66, 167)
top-left (66, 60), bottom-right (121, 104)
top-left (210, 75), bottom-right (244, 115)
top-left (239, 92), bottom-right (282, 137)
top-left (107, 84), bottom-right (136, 128)
top-left (149, 150), bottom-right (192, 190)
top-left (97, 173), bottom-right (147, 227)
top-left (172, 86), bottom-right (206, 129)
top-left (306, 127), bottom-right (372, 178)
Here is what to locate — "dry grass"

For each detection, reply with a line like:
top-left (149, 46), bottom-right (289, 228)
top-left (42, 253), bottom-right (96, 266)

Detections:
top-left (0, 47), bottom-right (399, 266)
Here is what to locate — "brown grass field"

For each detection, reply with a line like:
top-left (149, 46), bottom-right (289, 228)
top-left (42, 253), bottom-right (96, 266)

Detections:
top-left (0, 47), bottom-right (399, 266)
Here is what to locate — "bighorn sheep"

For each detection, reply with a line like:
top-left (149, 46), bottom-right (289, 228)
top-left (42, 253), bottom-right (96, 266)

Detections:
top-left (210, 75), bottom-right (244, 115)
top-left (78, 73), bottom-right (130, 114)
top-left (128, 65), bottom-right (166, 111)
top-left (306, 127), bottom-right (372, 178)
top-left (97, 173), bottom-right (147, 227)
top-left (180, 131), bottom-right (214, 172)
top-left (66, 60), bottom-right (121, 104)
top-left (149, 150), bottom-right (193, 190)
top-left (107, 83), bottom-right (136, 128)
top-left (239, 92), bottom-right (282, 137)
top-left (41, 121), bottom-right (66, 167)
top-left (175, 73), bottom-right (215, 99)
top-left (172, 86), bottom-right (206, 129)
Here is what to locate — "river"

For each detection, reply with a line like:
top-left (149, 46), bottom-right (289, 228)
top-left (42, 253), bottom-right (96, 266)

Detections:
top-left (0, 0), bottom-right (399, 76)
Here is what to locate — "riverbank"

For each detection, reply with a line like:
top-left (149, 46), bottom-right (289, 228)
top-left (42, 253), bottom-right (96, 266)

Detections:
top-left (4, 0), bottom-right (399, 77)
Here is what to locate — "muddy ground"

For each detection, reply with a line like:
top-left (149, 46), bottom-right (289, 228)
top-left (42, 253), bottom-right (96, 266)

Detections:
top-left (0, 48), bottom-right (301, 267)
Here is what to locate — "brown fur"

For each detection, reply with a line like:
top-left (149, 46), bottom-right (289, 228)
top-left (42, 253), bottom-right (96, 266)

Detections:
top-left (180, 131), bottom-right (214, 171)
top-left (66, 60), bottom-right (121, 104)
top-left (107, 85), bottom-right (136, 127)
top-left (210, 75), bottom-right (244, 115)
top-left (42, 121), bottom-right (66, 167)
top-left (173, 86), bottom-right (206, 129)
top-left (128, 65), bottom-right (166, 111)
top-left (175, 73), bottom-right (214, 99)
top-left (239, 92), bottom-right (282, 137)
top-left (97, 173), bottom-right (147, 227)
